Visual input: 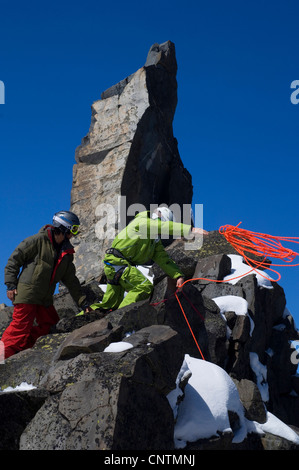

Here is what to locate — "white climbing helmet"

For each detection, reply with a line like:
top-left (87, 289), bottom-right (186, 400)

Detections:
top-left (152, 206), bottom-right (175, 222)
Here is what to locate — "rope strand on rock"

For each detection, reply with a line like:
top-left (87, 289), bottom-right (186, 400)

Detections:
top-left (152, 223), bottom-right (299, 361)
top-left (175, 291), bottom-right (206, 360)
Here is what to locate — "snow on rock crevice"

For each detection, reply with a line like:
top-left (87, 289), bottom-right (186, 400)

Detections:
top-left (224, 254), bottom-right (273, 289)
top-left (168, 355), bottom-right (299, 448)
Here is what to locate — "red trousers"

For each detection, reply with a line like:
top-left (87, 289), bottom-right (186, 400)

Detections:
top-left (1, 303), bottom-right (59, 359)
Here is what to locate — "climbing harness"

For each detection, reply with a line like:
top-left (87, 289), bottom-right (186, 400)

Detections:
top-left (105, 265), bottom-right (127, 285)
top-left (105, 247), bottom-right (136, 266)
top-left (104, 247), bottom-right (136, 285)
top-left (153, 223), bottom-right (299, 361)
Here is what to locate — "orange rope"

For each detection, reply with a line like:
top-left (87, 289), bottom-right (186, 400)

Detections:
top-left (177, 222), bottom-right (299, 289)
top-left (175, 292), bottom-right (206, 360)
top-left (172, 223), bottom-right (299, 360)
top-left (219, 222), bottom-right (299, 283)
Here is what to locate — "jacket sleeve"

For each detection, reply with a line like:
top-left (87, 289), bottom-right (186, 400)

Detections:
top-left (60, 261), bottom-right (87, 308)
top-left (4, 235), bottom-right (39, 290)
top-left (152, 240), bottom-right (185, 279)
top-left (149, 218), bottom-right (191, 239)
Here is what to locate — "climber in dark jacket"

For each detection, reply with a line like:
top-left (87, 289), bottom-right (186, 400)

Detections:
top-left (2, 210), bottom-right (92, 359)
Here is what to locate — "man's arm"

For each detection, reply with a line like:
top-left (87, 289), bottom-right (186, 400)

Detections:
top-left (191, 227), bottom-right (209, 235)
top-left (60, 261), bottom-right (92, 313)
top-left (150, 217), bottom-right (208, 239)
top-left (4, 235), bottom-right (39, 301)
top-left (152, 240), bottom-right (185, 280)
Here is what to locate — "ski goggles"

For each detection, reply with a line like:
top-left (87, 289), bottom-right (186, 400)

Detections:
top-left (69, 224), bottom-right (80, 235)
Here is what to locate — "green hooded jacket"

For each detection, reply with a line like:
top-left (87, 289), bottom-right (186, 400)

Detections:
top-left (104, 211), bottom-right (191, 279)
top-left (4, 226), bottom-right (86, 308)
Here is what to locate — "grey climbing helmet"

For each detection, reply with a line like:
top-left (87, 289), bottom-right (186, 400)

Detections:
top-left (52, 210), bottom-right (80, 235)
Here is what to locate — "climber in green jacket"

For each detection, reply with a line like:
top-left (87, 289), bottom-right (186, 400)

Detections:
top-left (88, 207), bottom-right (208, 312)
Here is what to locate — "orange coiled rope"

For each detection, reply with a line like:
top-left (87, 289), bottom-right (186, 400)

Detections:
top-left (170, 223), bottom-right (299, 360)
top-left (219, 222), bottom-right (299, 282)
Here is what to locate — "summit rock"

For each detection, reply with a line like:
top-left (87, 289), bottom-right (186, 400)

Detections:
top-left (70, 41), bottom-right (193, 283)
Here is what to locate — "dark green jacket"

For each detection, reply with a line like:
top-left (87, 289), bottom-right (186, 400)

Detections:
top-left (104, 211), bottom-right (191, 279)
top-left (4, 226), bottom-right (86, 308)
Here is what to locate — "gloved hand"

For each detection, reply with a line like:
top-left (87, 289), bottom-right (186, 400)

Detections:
top-left (80, 301), bottom-right (93, 313)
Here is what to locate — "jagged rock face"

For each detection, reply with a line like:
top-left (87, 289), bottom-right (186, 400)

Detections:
top-left (19, 326), bottom-right (185, 450)
top-left (1, 235), bottom-right (299, 450)
top-left (1, 41), bottom-right (299, 451)
top-left (70, 41), bottom-right (193, 283)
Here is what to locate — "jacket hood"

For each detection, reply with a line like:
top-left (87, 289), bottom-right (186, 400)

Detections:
top-left (40, 225), bottom-right (75, 253)
top-left (134, 211), bottom-right (151, 219)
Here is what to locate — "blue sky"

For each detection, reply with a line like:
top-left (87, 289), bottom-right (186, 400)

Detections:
top-left (0, 0), bottom-right (298, 328)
